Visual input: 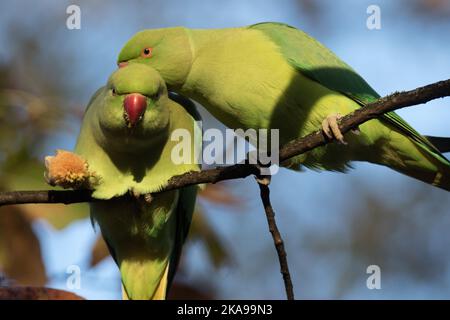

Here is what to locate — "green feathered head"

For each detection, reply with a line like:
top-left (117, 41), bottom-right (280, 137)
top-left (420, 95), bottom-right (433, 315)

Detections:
top-left (92, 64), bottom-right (171, 153)
top-left (117, 27), bottom-right (193, 89)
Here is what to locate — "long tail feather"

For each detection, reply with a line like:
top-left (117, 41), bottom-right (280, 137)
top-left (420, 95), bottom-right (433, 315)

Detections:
top-left (375, 129), bottom-right (450, 191)
top-left (425, 136), bottom-right (450, 153)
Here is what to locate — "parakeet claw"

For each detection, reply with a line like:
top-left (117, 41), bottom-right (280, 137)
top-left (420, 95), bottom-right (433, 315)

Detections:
top-left (351, 127), bottom-right (361, 135)
top-left (144, 193), bottom-right (153, 204)
top-left (321, 113), bottom-right (347, 145)
top-left (44, 149), bottom-right (97, 189)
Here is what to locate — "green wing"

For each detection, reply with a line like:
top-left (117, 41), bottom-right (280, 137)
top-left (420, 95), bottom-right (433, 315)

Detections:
top-left (250, 22), bottom-right (450, 166)
top-left (167, 185), bottom-right (197, 290)
top-left (167, 94), bottom-right (201, 291)
top-left (169, 92), bottom-right (202, 122)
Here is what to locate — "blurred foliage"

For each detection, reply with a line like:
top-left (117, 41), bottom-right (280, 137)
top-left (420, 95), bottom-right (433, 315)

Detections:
top-left (0, 206), bottom-right (46, 286)
top-left (410, 0), bottom-right (450, 18)
top-left (168, 282), bottom-right (213, 300)
top-left (0, 287), bottom-right (84, 300)
top-left (0, 40), bottom-right (94, 290)
top-left (189, 209), bottom-right (230, 269)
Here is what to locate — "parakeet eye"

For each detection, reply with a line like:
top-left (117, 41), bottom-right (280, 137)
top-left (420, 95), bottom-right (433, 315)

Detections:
top-left (111, 87), bottom-right (117, 96)
top-left (141, 47), bottom-right (153, 58)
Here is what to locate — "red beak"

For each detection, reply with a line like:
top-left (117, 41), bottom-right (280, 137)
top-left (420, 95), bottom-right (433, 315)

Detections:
top-left (123, 93), bottom-right (147, 127)
top-left (118, 62), bottom-right (128, 68)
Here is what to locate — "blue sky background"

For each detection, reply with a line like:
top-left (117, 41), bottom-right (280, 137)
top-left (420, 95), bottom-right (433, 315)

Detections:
top-left (1, 0), bottom-right (450, 299)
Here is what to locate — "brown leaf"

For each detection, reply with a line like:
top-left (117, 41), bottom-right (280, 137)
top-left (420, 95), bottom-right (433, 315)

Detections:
top-left (199, 183), bottom-right (241, 207)
top-left (0, 286), bottom-right (84, 300)
top-left (89, 235), bottom-right (110, 267)
top-left (0, 206), bottom-right (47, 286)
top-left (189, 210), bottom-right (230, 268)
top-left (167, 282), bottom-right (213, 300)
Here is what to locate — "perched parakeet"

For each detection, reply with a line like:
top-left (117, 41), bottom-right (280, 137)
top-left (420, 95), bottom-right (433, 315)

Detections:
top-left (118, 22), bottom-right (450, 190)
top-left (46, 64), bottom-right (201, 299)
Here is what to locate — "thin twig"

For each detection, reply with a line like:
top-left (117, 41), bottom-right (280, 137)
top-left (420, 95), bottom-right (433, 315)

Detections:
top-left (0, 78), bottom-right (449, 207)
top-left (257, 177), bottom-right (294, 300)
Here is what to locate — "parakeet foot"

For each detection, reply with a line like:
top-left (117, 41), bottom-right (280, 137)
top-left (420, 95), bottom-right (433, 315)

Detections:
top-left (321, 113), bottom-right (347, 145)
top-left (44, 149), bottom-right (97, 189)
top-left (130, 190), bottom-right (153, 206)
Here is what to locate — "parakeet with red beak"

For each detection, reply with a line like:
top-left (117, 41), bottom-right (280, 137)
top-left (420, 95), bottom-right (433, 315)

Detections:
top-left (117, 22), bottom-right (450, 190)
top-left (45, 64), bottom-right (201, 299)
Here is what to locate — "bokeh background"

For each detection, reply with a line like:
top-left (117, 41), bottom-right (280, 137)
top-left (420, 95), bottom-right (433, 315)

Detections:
top-left (1, 0), bottom-right (450, 299)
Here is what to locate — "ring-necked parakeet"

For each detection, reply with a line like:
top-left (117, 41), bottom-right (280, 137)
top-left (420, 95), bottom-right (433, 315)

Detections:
top-left (45, 64), bottom-right (201, 299)
top-left (117, 22), bottom-right (450, 190)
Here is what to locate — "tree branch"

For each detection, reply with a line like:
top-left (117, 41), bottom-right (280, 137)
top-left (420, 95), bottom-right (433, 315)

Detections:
top-left (0, 190), bottom-right (94, 206)
top-left (257, 177), bottom-right (294, 300)
top-left (1, 78), bottom-right (449, 206)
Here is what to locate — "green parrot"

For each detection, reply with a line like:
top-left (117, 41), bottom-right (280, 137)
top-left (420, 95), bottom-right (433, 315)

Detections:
top-left (46, 64), bottom-right (201, 299)
top-left (117, 22), bottom-right (450, 190)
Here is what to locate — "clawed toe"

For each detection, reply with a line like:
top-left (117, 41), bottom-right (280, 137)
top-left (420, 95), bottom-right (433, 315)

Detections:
top-left (321, 113), bottom-right (347, 145)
